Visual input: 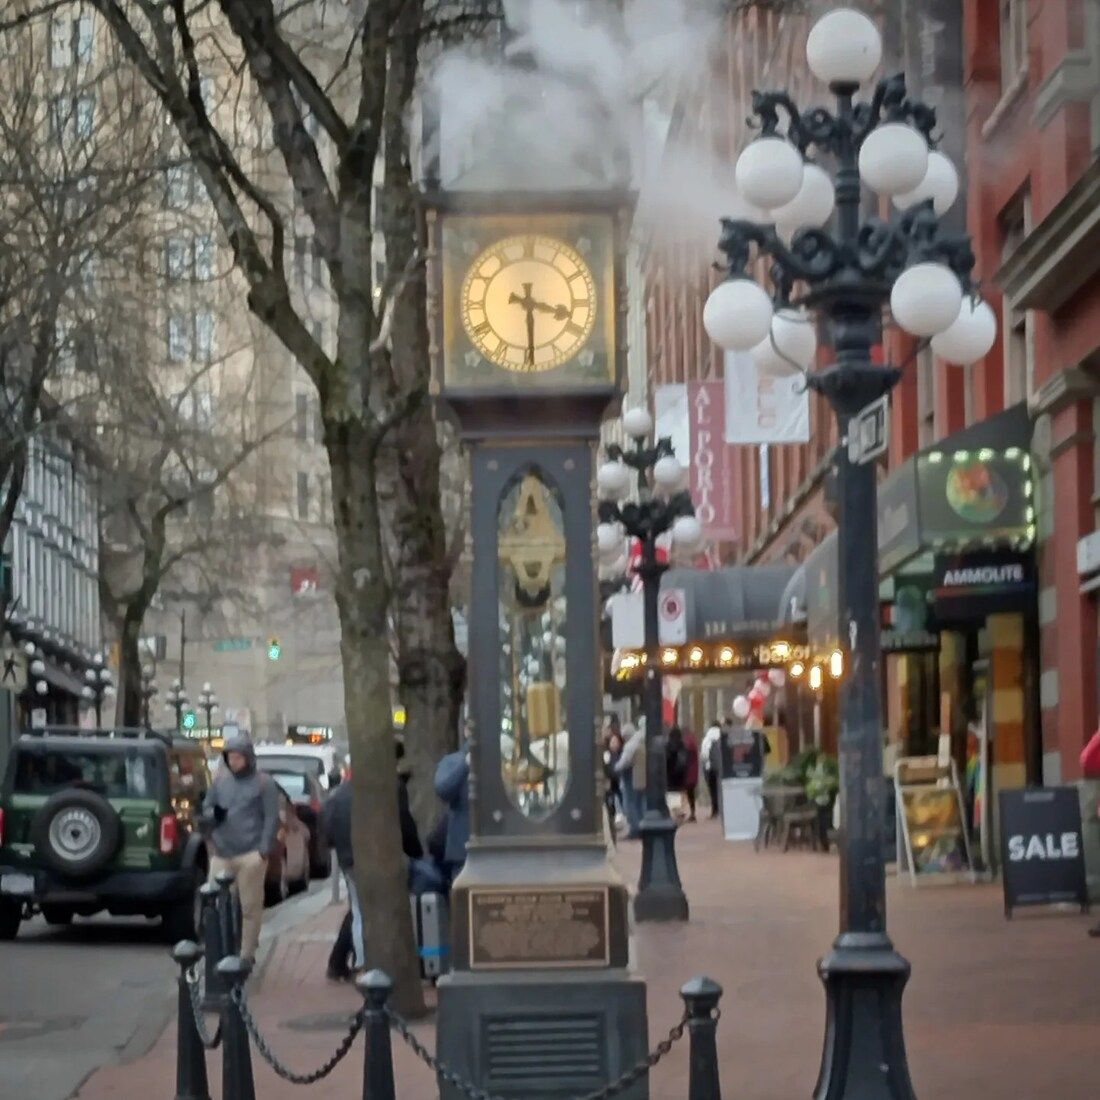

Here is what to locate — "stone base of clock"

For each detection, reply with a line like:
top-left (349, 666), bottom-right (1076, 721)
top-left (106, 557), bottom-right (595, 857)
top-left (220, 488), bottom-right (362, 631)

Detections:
top-left (436, 971), bottom-right (649, 1100)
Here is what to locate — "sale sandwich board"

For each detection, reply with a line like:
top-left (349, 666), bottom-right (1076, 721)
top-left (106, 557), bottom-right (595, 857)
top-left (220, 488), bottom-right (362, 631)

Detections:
top-left (999, 787), bottom-right (1089, 918)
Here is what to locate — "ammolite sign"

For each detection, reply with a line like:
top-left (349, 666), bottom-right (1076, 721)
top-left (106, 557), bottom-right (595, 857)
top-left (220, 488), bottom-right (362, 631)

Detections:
top-left (999, 787), bottom-right (1089, 917)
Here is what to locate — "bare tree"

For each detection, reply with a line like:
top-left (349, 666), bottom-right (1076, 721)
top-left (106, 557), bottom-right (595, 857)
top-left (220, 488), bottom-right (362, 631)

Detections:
top-left (74, 0), bottom-right (497, 1012)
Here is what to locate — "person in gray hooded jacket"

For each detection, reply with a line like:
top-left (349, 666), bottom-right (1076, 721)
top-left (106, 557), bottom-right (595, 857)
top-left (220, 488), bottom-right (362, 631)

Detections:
top-left (200, 737), bottom-right (280, 960)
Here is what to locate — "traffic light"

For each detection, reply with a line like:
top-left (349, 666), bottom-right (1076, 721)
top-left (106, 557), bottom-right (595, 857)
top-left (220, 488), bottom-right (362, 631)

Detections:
top-left (181, 709), bottom-right (197, 731)
top-left (267, 637), bottom-right (281, 661)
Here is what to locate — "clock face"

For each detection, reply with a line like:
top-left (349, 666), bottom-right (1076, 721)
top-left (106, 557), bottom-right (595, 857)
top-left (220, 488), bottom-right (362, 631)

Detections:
top-left (460, 234), bottom-right (597, 372)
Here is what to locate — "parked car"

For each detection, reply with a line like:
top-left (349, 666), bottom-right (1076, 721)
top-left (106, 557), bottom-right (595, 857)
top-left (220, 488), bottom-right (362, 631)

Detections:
top-left (255, 744), bottom-right (338, 790)
top-left (0, 728), bottom-right (210, 942)
top-left (260, 766), bottom-right (331, 879)
top-left (265, 785), bottom-right (311, 907)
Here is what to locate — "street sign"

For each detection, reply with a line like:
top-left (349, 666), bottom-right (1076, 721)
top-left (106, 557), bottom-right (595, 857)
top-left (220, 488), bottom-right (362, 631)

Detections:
top-left (847, 394), bottom-right (889, 465)
top-left (658, 587), bottom-right (686, 644)
top-left (999, 787), bottom-right (1089, 918)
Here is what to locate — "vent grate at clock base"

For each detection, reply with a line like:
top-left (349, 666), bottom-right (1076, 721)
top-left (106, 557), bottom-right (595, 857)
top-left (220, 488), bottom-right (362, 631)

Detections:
top-left (483, 1012), bottom-right (606, 1094)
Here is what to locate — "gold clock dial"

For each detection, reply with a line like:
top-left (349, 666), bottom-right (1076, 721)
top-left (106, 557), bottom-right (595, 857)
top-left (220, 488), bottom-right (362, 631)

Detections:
top-left (461, 234), bottom-right (597, 372)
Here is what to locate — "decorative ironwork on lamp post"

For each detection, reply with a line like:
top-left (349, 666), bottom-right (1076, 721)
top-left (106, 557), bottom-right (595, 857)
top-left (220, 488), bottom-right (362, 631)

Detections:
top-left (597, 406), bottom-right (702, 922)
top-left (82, 654), bottom-right (113, 727)
top-left (140, 665), bottom-right (158, 730)
top-left (701, 8), bottom-right (998, 1097)
top-left (199, 681), bottom-right (218, 737)
top-left (165, 677), bottom-right (189, 732)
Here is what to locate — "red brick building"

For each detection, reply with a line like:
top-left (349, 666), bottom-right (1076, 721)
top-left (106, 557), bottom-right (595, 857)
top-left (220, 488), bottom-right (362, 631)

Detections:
top-left (643, 1), bottom-right (1100, 800)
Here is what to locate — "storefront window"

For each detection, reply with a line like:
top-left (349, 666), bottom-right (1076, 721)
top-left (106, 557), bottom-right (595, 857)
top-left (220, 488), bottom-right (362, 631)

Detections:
top-left (497, 469), bottom-right (568, 819)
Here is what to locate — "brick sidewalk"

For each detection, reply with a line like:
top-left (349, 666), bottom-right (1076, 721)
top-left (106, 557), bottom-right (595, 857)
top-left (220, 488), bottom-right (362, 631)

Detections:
top-left (78, 826), bottom-right (1098, 1099)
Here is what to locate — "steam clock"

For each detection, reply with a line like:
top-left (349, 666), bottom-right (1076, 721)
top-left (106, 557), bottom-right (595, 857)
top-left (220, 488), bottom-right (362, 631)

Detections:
top-left (426, 190), bottom-right (647, 1098)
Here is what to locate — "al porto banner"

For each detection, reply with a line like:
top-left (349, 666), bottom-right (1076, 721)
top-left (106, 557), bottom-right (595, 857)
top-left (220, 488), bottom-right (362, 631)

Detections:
top-left (688, 379), bottom-right (738, 542)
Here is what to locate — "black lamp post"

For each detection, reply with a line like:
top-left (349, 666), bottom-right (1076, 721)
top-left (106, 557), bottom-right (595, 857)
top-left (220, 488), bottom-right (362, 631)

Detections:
top-left (597, 407), bottom-right (699, 922)
top-left (83, 654), bottom-right (114, 727)
top-left (165, 677), bottom-right (189, 731)
top-left (140, 665), bottom-right (158, 730)
top-left (702, 8), bottom-right (997, 1097)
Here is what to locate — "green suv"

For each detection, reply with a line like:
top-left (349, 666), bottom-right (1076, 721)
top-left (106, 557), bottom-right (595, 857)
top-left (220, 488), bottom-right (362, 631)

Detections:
top-left (0, 728), bottom-right (210, 942)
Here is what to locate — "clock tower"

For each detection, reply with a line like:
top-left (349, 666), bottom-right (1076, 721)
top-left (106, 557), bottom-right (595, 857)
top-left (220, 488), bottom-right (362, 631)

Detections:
top-left (425, 188), bottom-right (647, 1099)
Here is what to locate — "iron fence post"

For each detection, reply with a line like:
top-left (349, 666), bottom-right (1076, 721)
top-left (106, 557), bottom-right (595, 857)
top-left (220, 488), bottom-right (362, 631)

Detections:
top-left (357, 970), bottom-right (396, 1100)
top-left (199, 883), bottom-right (226, 1010)
top-left (217, 956), bottom-right (256, 1100)
top-left (215, 870), bottom-right (239, 957)
top-left (681, 976), bottom-right (723, 1100)
top-left (172, 940), bottom-right (211, 1100)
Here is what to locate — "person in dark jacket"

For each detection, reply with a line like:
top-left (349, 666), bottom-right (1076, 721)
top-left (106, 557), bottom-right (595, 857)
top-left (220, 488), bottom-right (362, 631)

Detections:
top-left (323, 767), bottom-right (422, 980)
top-left (434, 749), bottom-right (470, 885)
top-left (200, 737), bottom-right (280, 961)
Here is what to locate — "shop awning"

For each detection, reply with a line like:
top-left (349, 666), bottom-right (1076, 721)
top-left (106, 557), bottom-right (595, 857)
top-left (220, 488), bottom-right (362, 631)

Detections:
top-left (662, 565), bottom-right (801, 644)
top-left (877, 402), bottom-right (1034, 575)
top-left (804, 532), bottom-right (839, 650)
top-left (777, 561), bottom-right (807, 624)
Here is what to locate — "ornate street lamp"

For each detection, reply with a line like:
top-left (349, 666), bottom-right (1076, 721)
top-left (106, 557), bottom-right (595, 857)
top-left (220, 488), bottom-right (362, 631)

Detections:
top-left (199, 681), bottom-right (218, 737)
top-left (701, 9), bottom-right (997, 1097)
top-left (596, 407), bottom-right (701, 922)
top-left (140, 665), bottom-right (159, 730)
top-left (165, 677), bottom-right (189, 731)
top-left (83, 654), bottom-right (114, 727)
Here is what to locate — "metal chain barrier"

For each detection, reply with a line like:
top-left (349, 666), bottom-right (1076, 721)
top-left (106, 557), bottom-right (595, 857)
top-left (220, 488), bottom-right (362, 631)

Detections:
top-left (184, 965), bottom-right (223, 1050)
top-left (386, 1006), bottom-right (692, 1100)
top-left (230, 985), bottom-right (365, 1085)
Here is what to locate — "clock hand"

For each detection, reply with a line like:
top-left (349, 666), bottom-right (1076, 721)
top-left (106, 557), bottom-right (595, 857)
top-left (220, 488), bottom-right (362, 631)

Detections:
top-left (508, 283), bottom-right (539, 365)
top-left (525, 307), bottom-right (535, 365)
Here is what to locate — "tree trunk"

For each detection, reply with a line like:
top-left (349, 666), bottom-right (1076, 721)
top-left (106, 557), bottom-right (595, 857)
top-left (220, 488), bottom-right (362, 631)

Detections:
top-left (328, 418), bottom-right (426, 1018)
top-left (117, 607), bottom-right (145, 728)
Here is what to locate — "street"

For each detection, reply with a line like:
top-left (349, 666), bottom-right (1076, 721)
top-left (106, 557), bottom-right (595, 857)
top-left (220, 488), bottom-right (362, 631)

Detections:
top-left (0, 881), bottom-right (332, 1100)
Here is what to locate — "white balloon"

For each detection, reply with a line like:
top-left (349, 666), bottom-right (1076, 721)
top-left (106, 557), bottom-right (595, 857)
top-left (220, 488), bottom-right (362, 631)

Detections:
top-left (622, 406), bottom-right (652, 439)
top-left (754, 681), bottom-right (772, 700)
top-left (806, 7), bottom-right (882, 87)
top-left (891, 262), bottom-right (964, 338)
top-left (768, 668), bottom-right (786, 687)
top-left (653, 455), bottom-right (685, 492)
top-left (859, 123), bottom-right (929, 197)
top-left (772, 163), bottom-right (835, 233)
top-left (735, 137), bottom-right (805, 210)
top-left (703, 278), bottom-right (774, 351)
top-left (751, 308), bottom-right (817, 376)
top-left (732, 695), bottom-right (751, 720)
top-left (931, 298), bottom-right (998, 364)
top-left (893, 151), bottom-right (959, 217)
top-left (597, 460), bottom-right (631, 499)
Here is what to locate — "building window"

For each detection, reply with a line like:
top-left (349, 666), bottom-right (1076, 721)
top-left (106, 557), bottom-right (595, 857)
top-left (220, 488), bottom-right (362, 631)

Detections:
top-left (758, 444), bottom-right (771, 515)
top-left (297, 471), bottom-right (311, 520)
top-left (166, 236), bottom-right (189, 281)
top-left (917, 346), bottom-right (935, 447)
top-left (999, 0), bottom-right (1028, 91)
top-left (194, 233), bottom-right (215, 280)
top-left (1001, 194), bottom-right (1033, 405)
top-left (167, 314), bottom-right (190, 361)
top-left (50, 94), bottom-right (95, 145)
top-left (166, 233), bottom-right (215, 281)
top-left (295, 393), bottom-right (309, 442)
top-left (51, 13), bottom-right (93, 68)
top-left (194, 310), bottom-right (216, 362)
top-left (177, 390), bottom-right (214, 428)
top-left (165, 164), bottom-right (196, 208)
top-left (74, 94), bottom-right (95, 139)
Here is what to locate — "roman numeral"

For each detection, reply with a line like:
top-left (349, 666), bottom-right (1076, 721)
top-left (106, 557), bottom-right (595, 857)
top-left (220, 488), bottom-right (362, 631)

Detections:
top-left (565, 321), bottom-right (585, 337)
top-left (521, 238), bottom-right (535, 257)
top-left (472, 320), bottom-right (492, 338)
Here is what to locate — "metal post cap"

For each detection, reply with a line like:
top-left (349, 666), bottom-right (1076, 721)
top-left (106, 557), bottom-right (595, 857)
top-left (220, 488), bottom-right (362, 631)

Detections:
top-left (680, 975), bottom-right (723, 1013)
top-left (198, 882), bottom-right (219, 899)
top-left (215, 955), bottom-right (253, 982)
top-left (215, 871), bottom-right (236, 888)
top-left (172, 940), bottom-right (204, 966)
top-left (355, 969), bottom-right (394, 1005)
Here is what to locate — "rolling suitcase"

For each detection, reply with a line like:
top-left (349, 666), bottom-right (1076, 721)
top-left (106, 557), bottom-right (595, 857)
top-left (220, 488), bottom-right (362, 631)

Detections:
top-left (410, 891), bottom-right (450, 980)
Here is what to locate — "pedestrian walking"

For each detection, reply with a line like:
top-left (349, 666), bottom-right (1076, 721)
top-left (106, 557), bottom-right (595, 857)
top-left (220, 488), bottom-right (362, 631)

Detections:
top-left (666, 726), bottom-right (700, 822)
top-left (199, 737), bottom-right (279, 962)
top-left (434, 745), bottom-right (470, 887)
top-left (615, 721), bottom-right (645, 838)
top-left (602, 725), bottom-right (624, 843)
top-left (323, 760), bottom-right (423, 980)
top-left (701, 720), bottom-right (723, 820)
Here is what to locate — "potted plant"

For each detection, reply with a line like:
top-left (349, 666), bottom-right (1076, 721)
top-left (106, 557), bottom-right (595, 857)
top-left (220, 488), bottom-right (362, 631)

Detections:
top-left (805, 754), bottom-right (840, 851)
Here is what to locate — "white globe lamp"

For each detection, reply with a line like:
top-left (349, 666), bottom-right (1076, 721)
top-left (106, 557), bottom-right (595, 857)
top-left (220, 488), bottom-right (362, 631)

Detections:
top-left (859, 123), bottom-right (928, 197)
top-left (597, 460), bottom-right (631, 499)
top-left (671, 515), bottom-right (703, 554)
top-left (806, 8), bottom-right (882, 87)
top-left (751, 309), bottom-right (817, 375)
top-left (703, 278), bottom-right (774, 351)
top-left (931, 298), bottom-right (998, 364)
top-left (893, 150), bottom-right (959, 216)
top-left (653, 455), bottom-right (685, 492)
top-left (772, 163), bottom-right (835, 234)
top-left (622, 406), bottom-right (653, 440)
top-left (735, 137), bottom-right (805, 210)
top-left (891, 262), bottom-right (964, 337)
top-left (597, 523), bottom-right (624, 559)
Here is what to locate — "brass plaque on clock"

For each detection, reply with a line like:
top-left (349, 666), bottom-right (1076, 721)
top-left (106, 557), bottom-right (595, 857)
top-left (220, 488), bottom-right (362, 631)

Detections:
top-left (437, 212), bottom-right (618, 392)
